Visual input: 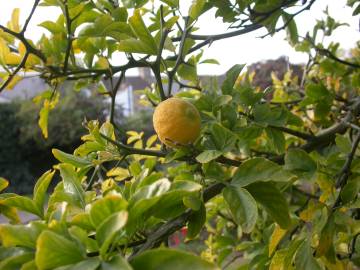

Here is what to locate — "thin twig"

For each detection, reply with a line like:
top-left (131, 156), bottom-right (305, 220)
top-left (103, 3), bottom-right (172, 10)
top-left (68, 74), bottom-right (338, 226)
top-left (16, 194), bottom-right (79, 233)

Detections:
top-left (22, 0), bottom-right (41, 33)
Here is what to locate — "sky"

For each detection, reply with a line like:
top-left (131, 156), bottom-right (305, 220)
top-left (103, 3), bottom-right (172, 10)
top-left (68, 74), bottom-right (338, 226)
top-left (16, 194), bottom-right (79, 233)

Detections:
top-left (0, 0), bottom-right (359, 74)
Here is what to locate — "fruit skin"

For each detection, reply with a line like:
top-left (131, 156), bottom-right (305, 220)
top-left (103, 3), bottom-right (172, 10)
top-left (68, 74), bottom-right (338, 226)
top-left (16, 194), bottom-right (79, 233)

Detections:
top-left (153, 97), bottom-right (201, 147)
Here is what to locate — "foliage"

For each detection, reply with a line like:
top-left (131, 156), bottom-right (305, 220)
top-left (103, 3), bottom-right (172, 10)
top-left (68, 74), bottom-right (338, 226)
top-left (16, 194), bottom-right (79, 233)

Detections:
top-left (0, 90), bottom-right (107, 194)
top-left (0, 0), bottom-right (360, 269)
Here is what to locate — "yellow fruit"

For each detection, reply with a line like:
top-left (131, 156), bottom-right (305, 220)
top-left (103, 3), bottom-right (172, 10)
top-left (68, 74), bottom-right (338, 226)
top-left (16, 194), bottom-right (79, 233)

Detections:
top-left (153, 97), bottom-right (201, 147)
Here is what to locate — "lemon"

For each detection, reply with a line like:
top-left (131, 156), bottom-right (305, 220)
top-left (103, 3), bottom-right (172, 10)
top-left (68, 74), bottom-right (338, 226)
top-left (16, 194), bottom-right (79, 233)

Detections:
top-left (153, 97), bottom-right (201, 147)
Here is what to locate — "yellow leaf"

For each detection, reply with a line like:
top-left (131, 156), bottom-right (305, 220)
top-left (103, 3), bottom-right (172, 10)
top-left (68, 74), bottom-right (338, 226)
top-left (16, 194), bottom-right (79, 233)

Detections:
top-left (4, 53), bottom-right (21, 65)
top-left (0, 38), bottom-right (11, 64)
top-left (299, 200), bottom-right (322, 222)
top-left (72, 40), bottom-right (82, 54)
top-left (0, 177), bottom-right (9, 192)
top-left (106, 167), bottom-right (129, 181)
top-left (269, 225), bottom-right (287, 256)
top-left (3, 75), bottom-right (22, 90)
top-left (146, 134), bottom-right (158, 148)
top-left (96, 57), bottom-right (109, 69)
top-left (18, 42), bottom-right (40, 67)
top-left (269, 249), bottom-right (287, 270)
top-left (8, 8), bottom-right (21, 32)
top-left (38, 93), bottom-right (60, 139)
top-left (134, 139), bottom-right (143, 149)
top-left (39, 101), bottom-right (50, 139)
top-left (101, 179), bottom-right (117, 192)
top-left (126, 131), bottom-right (139, 137)
top-left (0, 29), bottom-right (14, 43)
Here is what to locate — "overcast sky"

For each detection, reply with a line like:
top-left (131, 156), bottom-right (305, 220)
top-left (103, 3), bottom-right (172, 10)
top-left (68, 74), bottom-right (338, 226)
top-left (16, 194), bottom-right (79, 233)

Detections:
top-left (0, 0), bottom-right (359, 74)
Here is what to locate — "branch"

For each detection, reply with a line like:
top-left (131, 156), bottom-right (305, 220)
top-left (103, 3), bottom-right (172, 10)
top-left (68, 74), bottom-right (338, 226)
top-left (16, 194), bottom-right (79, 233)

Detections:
top-left (0, 53), bottom-right (29, 92)
top-left (63, 0), bottom-right (73, 73)
top-left (269, 125), bottom-right (316, 141)
top-left (131, 181), bottom-right (226, 257)
top-left (260, 0), bottom-right (316, 38)
top-left (168, 24), bottom-right (262, 61)
top-left (0, 23), bottom-right (45, 63)
top-left (334, 131), bottom-right (360, 191)
top-left (151, 6), bottom-right (168, 101)
top-left (349, 232), bottom-right (360, 259)
top-left (302, 97), bottom-right (360, 153)
top-left (168, 17), bottom-right (191, 96)
top-left (315, 46), bottom-right (360, 69)
top-left (22, 0), bottom-right (40, 33)
top-left (182, 24), bottom-right (262, 42)
top-left (110, 71), bottom-right (125, 125)
top-left (100, 133), bottom-right (242, 167)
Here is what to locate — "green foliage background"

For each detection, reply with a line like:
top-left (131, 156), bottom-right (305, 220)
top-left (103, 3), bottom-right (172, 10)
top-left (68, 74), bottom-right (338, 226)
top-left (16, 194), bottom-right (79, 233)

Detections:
top-left (0, 0), bottom-right (359, 269)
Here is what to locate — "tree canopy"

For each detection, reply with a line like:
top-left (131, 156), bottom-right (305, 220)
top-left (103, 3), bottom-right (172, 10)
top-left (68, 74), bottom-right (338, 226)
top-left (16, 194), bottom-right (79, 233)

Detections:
top-left (0, 0), bottom-right (360, 269)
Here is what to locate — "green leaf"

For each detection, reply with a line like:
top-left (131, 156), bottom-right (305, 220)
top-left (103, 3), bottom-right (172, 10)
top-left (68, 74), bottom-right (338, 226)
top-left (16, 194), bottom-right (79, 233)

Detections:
top-left (54, 257), bottom-right (100, 270)
top-left (236, 87), bottom-right (263, 106)
top-left (265, 127), bottom-right (285, 154)
top-left (101, 255), bottom-right (133, 270)
top-left (196, 150), bottom-right (223, 163)
top-left (246, 182), bottom-right (291, 229)
top-left (0, 251), bottom-right (34, 270)
top-left (253, 104), bottom-right (288, 127)
top-left (59, 164), bottom-right (86, 208)
top-left (295, 239), bottom-right (322, 270)
top-left (129, 178), bottom-right (171, 207)
top-left (127, 179), bottom-right (171, 233)
top-left (21, 260), bottom-right (37, 270)
top-left (340, 176), bottom-right (360, 204)
top-left (153, 181), bottom-right (202, 219)
top-left (96, 211), bottom-right (128, 257)
top-left (200, 59), bottom-right (220, 65)
top-left (335, 134), bottom-right (352, 154)
top-left (118, 38), bottom-right (158, 55)
top-left (0, 177), bottom-right (9, 192)
top-left (33, 170), bottom-right (55, 214)
top-left (35, 230), bottom-right (85, 270)
top-left (52, 149), bottom-right (92, 168)
top-left (232, 158), bottom-right (291, 187)
top-left (183, 195), bottom-right (202, 211)
top-left (315, 216), bottom-right (335, 258)
top-left (177, 57), bottom-right (198, 82)
top-left (283, 239), bottom-right (304, 268)
top-left (285, 149), bottom-right (317, 179)
top-left (0, 221), bottom-right (45, 248)
top-left (160, 0), bottom-right (179, 8)
top-left (211, 123), bottom-right (237, 151)
top-left (189, 0), bottom-right (206, 20)
top-left (129, 9), bottom-right (157, 54)
top-left (305, 83), bottom-right (331, 101)
top-left (130, 248), bottom-right (219, 270)
top-left (2, 195), bottom-right (41, 217)
top-left (113, 7), bottom-right (128, 22)
top-left (0, 204), bottom-right (20, 224)
top-left (187, 202), bottom-right (206, 239)
top-left (221, 64), bottom-right (245, 95)
top-left (223, 186), bottom-right (258, 233)
top-left (38, 21), bottom-right (65, 34)
top-left (90, 195), bottom-right (128, 227)
top-left (282, 12), bottom-right (298, 45)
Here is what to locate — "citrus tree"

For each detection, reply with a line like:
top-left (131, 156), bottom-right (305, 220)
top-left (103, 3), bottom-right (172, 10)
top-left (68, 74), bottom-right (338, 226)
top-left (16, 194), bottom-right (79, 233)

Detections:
top-left (0, 0), bottom-right (360, 269)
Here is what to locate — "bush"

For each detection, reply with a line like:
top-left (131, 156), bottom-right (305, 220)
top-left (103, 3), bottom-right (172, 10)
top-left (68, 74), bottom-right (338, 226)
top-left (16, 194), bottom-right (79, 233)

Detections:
top-left (0, 1), bottom-right (360, 269)
top-left (0, 90), bottom-right (108, 194)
